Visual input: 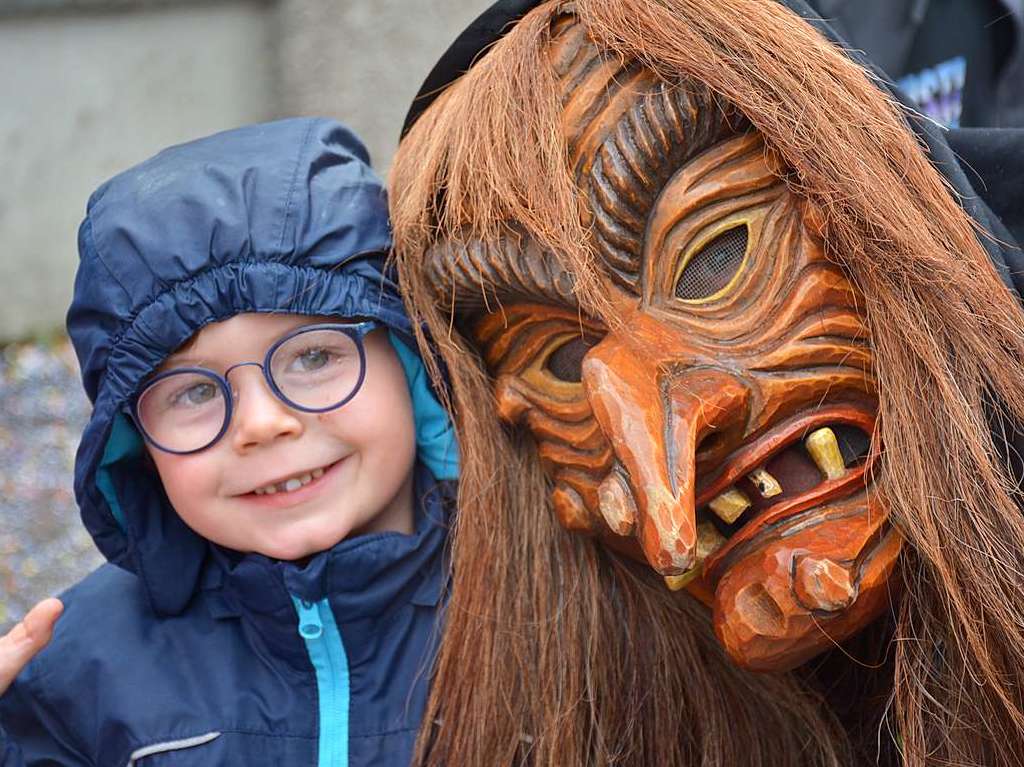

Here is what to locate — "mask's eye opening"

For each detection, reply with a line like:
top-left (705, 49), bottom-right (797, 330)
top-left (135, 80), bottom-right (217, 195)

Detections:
top-left (545, 334), bottom-right (599, 383)
top-left (674, 223), bottom-right (749, 302)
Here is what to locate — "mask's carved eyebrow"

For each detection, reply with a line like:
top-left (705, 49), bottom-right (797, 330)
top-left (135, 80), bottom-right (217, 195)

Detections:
top-left (418, 17), bottom-right (744, 315)
top-left (579, 80), bottom-right (742, 294)
top-left (425, 224), bottom-right (579, 311)
top-left (542, 14), bottom-right (743, 295)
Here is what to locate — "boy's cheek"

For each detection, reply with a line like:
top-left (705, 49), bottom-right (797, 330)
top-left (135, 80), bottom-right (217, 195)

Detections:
top-left (149, 449), bottom-right (221, 504)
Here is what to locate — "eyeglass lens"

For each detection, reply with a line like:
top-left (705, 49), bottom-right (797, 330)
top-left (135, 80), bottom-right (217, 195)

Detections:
top-left (136, 328), bottom-right (364, 452)
top-left (269, 328), bottom-right (363, 410)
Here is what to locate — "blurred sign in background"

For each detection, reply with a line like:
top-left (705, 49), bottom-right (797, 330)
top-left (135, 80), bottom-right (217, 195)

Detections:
top-left (0, 0), bottom-right (485, 629)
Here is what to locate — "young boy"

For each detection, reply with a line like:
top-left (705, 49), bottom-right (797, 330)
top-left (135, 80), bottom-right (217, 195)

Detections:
top-left (0, 118), bottom-right (458, 766)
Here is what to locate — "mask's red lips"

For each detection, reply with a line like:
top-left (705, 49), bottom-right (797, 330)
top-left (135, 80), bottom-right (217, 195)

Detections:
top-left (694, 403), bottom-right (878, 585)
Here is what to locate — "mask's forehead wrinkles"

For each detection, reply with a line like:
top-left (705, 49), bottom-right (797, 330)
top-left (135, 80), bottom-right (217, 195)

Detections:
top-left (419, 15), bottom-right (745, 315)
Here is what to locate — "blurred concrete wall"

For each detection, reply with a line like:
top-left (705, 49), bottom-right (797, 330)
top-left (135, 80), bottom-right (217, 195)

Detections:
top-left (0, 1), bottom-right (279, 341)
top-left (0, 0), bottom-right (486, 342)
top-left (276, 0), bottom-right (485, 172)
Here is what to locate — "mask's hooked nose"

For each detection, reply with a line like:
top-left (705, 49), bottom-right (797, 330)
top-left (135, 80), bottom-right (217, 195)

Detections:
top-left (582, 337), bottom-right (750, 574)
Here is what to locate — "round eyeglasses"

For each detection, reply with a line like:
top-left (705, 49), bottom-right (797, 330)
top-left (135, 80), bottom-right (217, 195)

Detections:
top-left (131, 321), bottom-right (377, 454)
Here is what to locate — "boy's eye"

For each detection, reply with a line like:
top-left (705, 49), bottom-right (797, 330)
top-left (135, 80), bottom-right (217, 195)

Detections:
top-left (270, 330), bottom-right (361, 397)
top-left (291, 347), bottom-right (331, 372)
top-left (284, 345), bottom-right (350, 376)
top-left (170, 381), bottom-right (220, 408)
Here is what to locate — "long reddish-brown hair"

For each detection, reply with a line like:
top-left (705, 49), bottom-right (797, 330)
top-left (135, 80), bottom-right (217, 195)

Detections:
top-left (390, 1), bottom-right (1024, 764)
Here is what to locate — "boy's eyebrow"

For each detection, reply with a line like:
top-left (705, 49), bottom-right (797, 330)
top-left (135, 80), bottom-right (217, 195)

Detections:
top-left (161, 353), bottom-right (210, 369)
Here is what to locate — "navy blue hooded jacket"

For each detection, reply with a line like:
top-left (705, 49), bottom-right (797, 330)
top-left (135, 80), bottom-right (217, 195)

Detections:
top-left (0, 118), bottom-right (458, 767)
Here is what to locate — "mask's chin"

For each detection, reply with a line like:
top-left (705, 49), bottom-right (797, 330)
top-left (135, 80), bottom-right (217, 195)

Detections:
top-left (707, 484), bottom-right (899, 672)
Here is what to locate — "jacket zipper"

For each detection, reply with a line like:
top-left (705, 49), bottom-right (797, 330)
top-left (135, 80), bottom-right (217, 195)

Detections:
top-left (292, 596), bottom-right (350, 767)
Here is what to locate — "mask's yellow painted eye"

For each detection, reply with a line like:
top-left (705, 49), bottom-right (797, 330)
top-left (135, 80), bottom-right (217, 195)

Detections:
top-left (674, 224), bottom-right (750, 302)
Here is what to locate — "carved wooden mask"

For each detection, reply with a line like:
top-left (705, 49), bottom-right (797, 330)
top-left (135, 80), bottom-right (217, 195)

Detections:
top-left (426, 12), bottom-right (901, 671)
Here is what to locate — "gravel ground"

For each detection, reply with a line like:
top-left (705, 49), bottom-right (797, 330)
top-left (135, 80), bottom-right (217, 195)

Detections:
top-left (0, 339), bottom-right (102, 633)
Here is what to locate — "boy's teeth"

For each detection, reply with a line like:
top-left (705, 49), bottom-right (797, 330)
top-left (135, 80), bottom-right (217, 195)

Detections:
top-left (747, 467), bottom-right (782, 498)
top-left (708, 487), bottom-right (751, 523)
top-left (254, 465), bottom-right (328, 495)
top-left (805, 427), bottom-right (846, 480)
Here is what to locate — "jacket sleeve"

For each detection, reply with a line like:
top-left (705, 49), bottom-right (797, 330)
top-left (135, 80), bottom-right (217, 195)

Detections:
top-left (0, 674), bottom-right (94, 767)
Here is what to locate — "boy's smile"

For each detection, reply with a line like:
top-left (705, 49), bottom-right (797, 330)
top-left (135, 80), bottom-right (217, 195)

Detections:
top-left (246, 459), bottom-right (334, 497)
top-left (147, 313), bottom-right (418, 561)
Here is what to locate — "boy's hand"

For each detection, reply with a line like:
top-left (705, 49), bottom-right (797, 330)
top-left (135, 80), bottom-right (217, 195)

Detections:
top-left (0, 599), bottom-right (62, 695)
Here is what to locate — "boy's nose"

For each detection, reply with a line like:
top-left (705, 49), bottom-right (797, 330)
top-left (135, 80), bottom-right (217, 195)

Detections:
top-left (228, 367), bottom-right (304, 452)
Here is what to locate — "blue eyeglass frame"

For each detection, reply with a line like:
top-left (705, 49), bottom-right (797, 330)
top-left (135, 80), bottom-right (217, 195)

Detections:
top-left (128, 320), bottom-right (379, 455)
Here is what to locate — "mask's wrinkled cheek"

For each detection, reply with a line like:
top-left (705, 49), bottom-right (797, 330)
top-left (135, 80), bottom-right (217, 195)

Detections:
top-left (492, 371), bottom-right (614, 533)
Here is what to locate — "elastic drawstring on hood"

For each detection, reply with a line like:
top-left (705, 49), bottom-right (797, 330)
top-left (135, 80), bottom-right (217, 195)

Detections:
top-left (67, 118), bottom-right (458, 616)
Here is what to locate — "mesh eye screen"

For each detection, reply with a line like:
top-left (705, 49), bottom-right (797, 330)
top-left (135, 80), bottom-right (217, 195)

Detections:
top-left (675, 225), bottom-right (749, 300)
top-left (547, 336), bottom-right (595, 382)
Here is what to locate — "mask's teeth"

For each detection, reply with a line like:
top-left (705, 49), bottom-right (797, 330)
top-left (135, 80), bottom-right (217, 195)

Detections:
top-left (283, 478), bottom-right (303, 492)
top-left (747, 467), bottom-right (782, 498)
top-left (664, 572), bottom-right (697, 591)
top-left (708, 487), bottom-right (751, 523)
top-left (805, 427), bottom-right (846, 480)
top-left (663, 522), bottom-right (726, 591)
top-left (311, 467), bottom-right (325, 479)
top-left (696, 520), bottom-right (727, 560)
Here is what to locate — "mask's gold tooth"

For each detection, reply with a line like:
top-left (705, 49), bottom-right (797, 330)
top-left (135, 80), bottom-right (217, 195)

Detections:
top-left (664, 570), bottom-right (699, 591)
top-left (663, 523), bottom-right (727, 591)
top-left (805, 427), bottom-right (846, 480)
top-left (747, 467), bottom-right (783, 498)
top-left (696, 521), bottom-right (727, 561)
top-left (708, 487), bottom-right (751, 524)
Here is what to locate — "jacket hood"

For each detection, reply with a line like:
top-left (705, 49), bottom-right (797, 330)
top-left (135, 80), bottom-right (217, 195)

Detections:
top-left (67, 118), bottom-right (458, 616)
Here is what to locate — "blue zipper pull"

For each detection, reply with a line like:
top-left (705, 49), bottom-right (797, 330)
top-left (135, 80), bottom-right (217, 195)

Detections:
top-left (295, 599), bottom-right (323, 639)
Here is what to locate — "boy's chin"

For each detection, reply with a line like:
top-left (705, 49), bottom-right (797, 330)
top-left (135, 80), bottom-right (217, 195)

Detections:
top-left (253, 529), bottom-right (354, 563)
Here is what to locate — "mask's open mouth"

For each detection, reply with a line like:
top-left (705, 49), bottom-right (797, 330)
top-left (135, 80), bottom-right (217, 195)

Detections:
top-left (687, 404), bottom-right (877, 587)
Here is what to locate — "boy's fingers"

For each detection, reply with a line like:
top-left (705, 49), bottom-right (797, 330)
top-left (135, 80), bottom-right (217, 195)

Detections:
top-left (0, 598), bottom-right (63, 694)
top-left (20, 598), bottom-right (63, 646)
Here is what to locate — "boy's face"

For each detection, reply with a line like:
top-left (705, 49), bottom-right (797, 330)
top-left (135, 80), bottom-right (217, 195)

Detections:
top-left (146, 313), bottom-right (417, 561)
